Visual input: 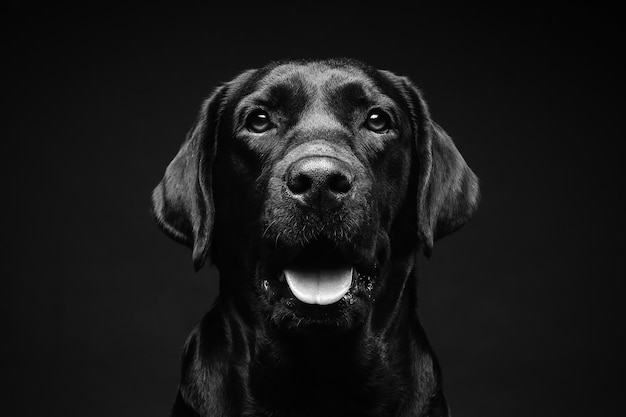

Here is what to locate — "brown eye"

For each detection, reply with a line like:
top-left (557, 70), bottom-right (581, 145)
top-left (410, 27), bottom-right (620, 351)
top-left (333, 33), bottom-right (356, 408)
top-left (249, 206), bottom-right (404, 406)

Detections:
top-left (365, 109), bottom-right (391, 132)
top-left (246, 109), bottom-right (273, 133)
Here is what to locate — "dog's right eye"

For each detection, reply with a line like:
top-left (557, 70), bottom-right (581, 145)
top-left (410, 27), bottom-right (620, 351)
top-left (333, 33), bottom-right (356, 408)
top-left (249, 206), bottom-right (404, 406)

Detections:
top-left (246, 110), bottom-right (274, 133)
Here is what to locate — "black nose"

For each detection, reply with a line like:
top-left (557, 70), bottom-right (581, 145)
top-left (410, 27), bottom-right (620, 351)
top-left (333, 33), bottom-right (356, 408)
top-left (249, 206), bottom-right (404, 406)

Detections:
top-left (286, 156), bottom-right (353, 209)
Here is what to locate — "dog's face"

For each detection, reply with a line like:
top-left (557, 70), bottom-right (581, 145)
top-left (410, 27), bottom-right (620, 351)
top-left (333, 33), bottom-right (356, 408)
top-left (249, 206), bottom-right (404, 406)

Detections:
top-left (153, 59), bottom-right (479, 334)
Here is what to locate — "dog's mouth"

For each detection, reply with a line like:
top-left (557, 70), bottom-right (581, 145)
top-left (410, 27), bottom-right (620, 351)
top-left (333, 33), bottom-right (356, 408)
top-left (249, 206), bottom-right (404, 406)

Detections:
top-left (259, 238), bottom-right (377, 315)
top-left (282, 243), bottom-right (357, 305)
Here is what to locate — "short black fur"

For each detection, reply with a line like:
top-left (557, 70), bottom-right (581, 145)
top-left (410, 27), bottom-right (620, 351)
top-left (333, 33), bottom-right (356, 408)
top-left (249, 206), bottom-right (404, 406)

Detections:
top-left (152, 58), bottom-right (479, 416)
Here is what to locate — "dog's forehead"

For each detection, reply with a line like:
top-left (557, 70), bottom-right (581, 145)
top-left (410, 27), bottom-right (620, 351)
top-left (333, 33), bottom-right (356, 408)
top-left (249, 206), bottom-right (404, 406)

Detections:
top-left (264, 62), bottom-right (370, 85)
top-left (249, 62), bottom-right (384, 105)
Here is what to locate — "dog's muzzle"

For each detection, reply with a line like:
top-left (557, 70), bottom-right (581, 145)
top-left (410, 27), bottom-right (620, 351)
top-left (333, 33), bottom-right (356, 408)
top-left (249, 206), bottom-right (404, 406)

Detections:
top-left (261, 141), bottom-right (376, 311)
top-left (279, 156), bottom-right (357, 304)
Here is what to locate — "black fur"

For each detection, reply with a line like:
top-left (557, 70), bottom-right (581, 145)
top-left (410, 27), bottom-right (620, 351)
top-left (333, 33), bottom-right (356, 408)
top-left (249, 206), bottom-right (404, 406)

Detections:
top-left (153, 58), bottom-right (479, 416)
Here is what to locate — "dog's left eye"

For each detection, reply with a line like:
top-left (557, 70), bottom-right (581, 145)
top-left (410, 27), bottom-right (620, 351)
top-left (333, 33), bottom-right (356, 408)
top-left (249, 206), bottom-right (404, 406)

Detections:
top-left (246, 109), bottom-right (274, 133)
top-left (365, 109), bottom-right (392, 132)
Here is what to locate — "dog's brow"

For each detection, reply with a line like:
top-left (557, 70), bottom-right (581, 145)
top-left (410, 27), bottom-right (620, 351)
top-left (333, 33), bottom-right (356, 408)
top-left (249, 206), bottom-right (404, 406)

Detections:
top-left (328, 81), bottom-right (373, 106)
top-left (235, 78), bottom-right (310, 125)
top-left (254, 77), bottom-right (309, 109)
top-left (323, 80), bottom-right (390, 113)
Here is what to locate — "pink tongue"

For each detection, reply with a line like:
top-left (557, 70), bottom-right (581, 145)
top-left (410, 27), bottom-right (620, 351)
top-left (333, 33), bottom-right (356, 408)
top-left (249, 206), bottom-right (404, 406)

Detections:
top-left (284, 266), bottom-right (353, 305)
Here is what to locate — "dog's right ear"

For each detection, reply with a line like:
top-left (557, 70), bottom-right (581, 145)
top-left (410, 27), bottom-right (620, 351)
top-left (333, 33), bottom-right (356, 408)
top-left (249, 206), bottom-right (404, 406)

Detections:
top-left (152, 85), bottom-right (227, 271)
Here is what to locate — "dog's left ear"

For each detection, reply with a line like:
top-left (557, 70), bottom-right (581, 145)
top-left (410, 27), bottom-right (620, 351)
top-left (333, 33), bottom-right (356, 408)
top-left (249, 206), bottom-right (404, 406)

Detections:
top-left (152, 85), bottom-right (227, 271)
top-left (396, 76), bottom-right (480, 257)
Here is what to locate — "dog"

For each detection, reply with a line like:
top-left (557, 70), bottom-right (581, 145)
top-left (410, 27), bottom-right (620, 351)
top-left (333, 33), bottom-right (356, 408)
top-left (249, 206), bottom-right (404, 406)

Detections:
top-left (152, 58), bottom-right (479, 416)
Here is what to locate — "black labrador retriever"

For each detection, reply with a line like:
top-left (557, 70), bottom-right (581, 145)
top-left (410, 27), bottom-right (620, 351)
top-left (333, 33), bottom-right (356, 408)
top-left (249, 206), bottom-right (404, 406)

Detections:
top-left (152, 58), bottom-right (479, 417)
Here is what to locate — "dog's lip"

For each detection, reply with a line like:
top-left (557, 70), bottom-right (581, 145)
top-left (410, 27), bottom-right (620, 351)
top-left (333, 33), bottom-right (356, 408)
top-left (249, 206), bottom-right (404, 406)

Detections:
top-left (266, 237), bottom-right (376, 277)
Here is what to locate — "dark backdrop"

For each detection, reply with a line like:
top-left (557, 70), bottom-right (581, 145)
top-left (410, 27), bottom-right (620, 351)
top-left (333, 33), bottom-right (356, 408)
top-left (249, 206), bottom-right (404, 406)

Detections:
top-left (4, 4), bottom-right (623, 416)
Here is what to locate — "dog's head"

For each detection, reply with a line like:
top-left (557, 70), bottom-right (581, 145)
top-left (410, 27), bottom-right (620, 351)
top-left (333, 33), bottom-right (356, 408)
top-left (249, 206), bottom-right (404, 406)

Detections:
top-left (153, 58), bottom-right (479, 333)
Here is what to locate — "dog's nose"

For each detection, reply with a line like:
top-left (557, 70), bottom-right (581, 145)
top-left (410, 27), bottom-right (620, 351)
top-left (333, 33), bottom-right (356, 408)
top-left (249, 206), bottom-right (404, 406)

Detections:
top-left (286, 157), bottom-right (353, 209)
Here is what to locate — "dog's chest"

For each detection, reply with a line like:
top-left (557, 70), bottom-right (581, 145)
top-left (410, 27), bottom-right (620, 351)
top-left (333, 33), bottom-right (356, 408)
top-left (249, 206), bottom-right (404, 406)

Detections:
top-left (245, 343), bottom-right (403, 416)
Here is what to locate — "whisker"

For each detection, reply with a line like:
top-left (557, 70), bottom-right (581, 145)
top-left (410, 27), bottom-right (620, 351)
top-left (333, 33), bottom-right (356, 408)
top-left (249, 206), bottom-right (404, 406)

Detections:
top-left (262, 220), bottom-right (277, 239)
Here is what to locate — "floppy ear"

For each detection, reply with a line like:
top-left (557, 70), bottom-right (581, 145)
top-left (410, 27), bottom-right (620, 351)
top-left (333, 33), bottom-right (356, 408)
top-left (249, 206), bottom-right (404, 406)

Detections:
top-left (401, 78), bottom-right (480, 257)
top-left (152, 85), bottom-right (227, 271)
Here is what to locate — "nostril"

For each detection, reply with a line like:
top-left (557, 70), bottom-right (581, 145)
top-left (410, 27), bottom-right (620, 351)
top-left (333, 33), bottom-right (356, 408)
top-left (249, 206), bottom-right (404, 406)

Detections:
top-left (286, 157), bottom-right (354, 206)
top-left (328, 172), bottom-right (352, 194)
top-left (287, 172), bottom-right (312, 194)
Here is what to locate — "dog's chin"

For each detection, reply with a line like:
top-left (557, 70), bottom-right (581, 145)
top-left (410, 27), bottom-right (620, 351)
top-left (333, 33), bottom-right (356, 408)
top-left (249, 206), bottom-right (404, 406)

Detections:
top-left (257, 238), bottom-right (378, 336)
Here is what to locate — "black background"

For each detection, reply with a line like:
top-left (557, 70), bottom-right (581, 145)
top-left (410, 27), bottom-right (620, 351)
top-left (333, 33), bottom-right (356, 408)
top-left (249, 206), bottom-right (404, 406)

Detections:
top-left (4, 3), bottom-right (624, 416)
